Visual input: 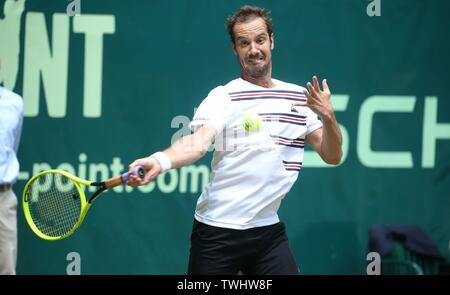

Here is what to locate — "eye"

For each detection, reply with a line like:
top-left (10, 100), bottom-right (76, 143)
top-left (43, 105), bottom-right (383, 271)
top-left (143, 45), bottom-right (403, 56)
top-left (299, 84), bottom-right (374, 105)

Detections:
top-left (257, 38), bottom-right (266, 44)
top-left (239, 40), bottom-right (249, 47)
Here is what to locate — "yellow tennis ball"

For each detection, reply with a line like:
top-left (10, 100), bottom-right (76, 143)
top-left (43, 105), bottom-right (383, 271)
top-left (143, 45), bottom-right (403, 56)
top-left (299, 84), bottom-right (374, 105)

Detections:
top-left (243, 114), bottom-right (261, 132)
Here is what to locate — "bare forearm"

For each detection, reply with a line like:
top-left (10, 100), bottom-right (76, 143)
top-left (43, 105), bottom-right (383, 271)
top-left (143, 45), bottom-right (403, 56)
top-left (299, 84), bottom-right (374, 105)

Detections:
top-left (163, 125), bottom-right (216, 169)
top-left (164, 135), bottom-right (208, 168)
top-left (127, 126), bottom-right (215, 186)
top-left (320, 112), bottom-right (342, 165)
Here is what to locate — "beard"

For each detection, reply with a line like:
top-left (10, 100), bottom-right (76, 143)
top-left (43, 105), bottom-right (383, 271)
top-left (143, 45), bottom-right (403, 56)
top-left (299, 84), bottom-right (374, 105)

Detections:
top-left (240, 54), bottom-right (271, 78)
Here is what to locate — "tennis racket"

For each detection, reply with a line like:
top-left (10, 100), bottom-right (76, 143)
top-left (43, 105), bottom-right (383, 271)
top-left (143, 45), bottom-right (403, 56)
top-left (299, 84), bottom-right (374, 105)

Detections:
top-left (22, 166), bottom-right (145, 241)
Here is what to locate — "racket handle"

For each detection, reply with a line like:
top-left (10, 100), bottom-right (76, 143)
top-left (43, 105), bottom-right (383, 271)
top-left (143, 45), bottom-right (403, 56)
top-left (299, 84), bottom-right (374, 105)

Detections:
top-left (104, 166), bottom-right (145, 189)
top-left (121, 166), bottom-right (145, 183)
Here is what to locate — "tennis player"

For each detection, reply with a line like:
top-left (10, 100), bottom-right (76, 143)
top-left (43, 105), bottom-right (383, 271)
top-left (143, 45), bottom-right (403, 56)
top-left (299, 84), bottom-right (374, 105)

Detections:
top-left (127, 5), bottom-right (342, 275)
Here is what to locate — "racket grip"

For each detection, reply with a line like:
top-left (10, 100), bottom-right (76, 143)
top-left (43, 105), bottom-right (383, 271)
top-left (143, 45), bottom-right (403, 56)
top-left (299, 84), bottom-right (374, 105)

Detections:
top-left (121, 166), bottom-right (145, 183)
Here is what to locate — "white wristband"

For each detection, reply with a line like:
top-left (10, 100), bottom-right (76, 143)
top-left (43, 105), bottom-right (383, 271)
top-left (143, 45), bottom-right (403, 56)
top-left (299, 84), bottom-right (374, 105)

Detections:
top-left (150, 152), bottom-right (172, 172)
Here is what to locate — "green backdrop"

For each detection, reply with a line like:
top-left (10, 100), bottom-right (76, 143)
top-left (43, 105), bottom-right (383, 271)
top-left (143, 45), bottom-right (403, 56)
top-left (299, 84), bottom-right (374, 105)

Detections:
top-left (1, 0), bottom-right (449, 274)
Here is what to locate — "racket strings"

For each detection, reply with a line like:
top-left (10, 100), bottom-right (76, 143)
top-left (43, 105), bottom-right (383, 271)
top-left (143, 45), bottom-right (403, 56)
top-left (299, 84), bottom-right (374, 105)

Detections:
top-left (26, 174), bottom-right (82, 237)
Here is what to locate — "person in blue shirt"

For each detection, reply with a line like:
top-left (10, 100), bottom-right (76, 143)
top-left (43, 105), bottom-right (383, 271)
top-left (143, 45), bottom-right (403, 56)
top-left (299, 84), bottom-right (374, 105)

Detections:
top-left (0, 83), bottom-right (23, 275)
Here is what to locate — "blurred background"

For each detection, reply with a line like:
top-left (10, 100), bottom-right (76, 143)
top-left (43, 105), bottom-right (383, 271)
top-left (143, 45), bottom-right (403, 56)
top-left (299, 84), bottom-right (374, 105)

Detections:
top-left (1, 0), bottom-right (449, 274)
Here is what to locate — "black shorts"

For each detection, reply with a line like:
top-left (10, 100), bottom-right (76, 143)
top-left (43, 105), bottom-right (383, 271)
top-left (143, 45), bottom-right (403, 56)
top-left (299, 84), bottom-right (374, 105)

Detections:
top-left (188, 219), bottom-right (299, 275)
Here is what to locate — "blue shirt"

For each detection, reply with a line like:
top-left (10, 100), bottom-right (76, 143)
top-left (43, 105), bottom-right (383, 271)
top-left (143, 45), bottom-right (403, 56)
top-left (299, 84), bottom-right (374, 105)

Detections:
top-left (0, 86), bottom-right (23, 184)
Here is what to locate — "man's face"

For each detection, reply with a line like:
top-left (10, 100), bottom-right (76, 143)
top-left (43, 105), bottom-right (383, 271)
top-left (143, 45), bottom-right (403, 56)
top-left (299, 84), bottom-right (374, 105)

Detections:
top-left (232, 17), bottom-right (274, 78)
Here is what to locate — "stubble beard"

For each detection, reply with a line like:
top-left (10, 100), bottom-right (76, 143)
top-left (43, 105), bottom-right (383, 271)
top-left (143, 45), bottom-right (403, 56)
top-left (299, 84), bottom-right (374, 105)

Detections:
top-left (240, 55), bottom-right (271, 79)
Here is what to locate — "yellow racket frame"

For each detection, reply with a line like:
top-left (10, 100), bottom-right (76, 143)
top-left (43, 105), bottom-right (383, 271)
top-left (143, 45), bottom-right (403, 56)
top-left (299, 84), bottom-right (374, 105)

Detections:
top-left (22, 169), bottom-right (93, 241)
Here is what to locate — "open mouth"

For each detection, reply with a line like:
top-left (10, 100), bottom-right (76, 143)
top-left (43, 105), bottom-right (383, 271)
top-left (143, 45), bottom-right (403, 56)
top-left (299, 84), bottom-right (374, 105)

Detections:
top-left (247, 56), bottom-right (264, 64)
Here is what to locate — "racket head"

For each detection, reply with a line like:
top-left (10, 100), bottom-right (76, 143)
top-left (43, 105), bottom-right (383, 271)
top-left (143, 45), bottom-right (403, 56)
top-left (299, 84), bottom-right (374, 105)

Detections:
top-left (22, 170), bottom-right (90, 240)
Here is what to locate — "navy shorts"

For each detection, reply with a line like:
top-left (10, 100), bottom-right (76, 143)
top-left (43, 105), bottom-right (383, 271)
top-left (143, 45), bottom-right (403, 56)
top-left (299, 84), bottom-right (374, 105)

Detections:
top-left (188, 219), bottom-right (299, 275)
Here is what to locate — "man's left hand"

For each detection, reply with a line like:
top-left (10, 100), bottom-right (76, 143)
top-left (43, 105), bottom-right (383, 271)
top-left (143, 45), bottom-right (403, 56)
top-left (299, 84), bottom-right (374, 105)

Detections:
top-left (294, 76), bottom-right (334, 120)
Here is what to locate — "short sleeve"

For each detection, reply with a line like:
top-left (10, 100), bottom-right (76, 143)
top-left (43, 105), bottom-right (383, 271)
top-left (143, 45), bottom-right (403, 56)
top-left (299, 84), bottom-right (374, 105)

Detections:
top-left (306, 108), bottom-right (323, 135)
top-left (189, 86), bottom-right (237, 133)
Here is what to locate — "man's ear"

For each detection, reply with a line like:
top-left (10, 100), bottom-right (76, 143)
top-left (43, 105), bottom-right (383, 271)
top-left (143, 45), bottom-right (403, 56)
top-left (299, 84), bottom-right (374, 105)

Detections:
top-left (270, 33), bottom-right (274, 50)
top-left (231, 42), bottom-right (237, 55)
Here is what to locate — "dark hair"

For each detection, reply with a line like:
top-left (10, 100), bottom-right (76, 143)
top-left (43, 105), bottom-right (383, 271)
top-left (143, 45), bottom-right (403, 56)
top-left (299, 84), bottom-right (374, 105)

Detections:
top-left (225, 5), bottom-right (273, 44)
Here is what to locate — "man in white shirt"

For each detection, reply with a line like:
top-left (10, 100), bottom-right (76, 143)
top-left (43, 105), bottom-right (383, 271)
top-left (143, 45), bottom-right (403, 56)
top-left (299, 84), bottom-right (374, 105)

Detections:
top-left (0, 82), bottom-right (23, 275)
top-left (127, 5), bottom-right (342, 274)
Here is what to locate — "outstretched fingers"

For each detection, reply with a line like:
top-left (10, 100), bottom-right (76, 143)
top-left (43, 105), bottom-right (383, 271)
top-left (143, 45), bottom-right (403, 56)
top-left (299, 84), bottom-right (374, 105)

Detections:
top-left (322, 78), bottom-right (329, 93)
top-left (312, 75), bottom-right (321, 92)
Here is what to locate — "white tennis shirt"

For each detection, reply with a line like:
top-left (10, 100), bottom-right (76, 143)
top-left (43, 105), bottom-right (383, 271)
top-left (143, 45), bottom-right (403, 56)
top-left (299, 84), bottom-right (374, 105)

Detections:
top-left (189, 78), bottom-right (322, 229)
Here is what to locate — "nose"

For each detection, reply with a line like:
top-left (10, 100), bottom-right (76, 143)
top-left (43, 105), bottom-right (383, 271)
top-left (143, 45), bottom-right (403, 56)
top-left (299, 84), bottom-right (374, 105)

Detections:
top-left (249, 41), bottom-right (260, 56)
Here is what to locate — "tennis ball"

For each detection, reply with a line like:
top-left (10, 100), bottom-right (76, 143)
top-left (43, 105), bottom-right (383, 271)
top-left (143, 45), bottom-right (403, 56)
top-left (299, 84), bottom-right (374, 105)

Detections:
top-left (243, 114), bottom-right (262, 132)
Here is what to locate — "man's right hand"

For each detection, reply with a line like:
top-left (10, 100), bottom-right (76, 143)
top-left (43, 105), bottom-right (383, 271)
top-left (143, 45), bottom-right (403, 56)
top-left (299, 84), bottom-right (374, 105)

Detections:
top-left (127, 157), bottom-right (162, 186)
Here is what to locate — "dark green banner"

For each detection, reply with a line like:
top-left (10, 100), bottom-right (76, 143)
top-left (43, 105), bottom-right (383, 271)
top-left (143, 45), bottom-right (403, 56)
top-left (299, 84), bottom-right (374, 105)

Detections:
top-left (1, 0), bottom-right (449, 274)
